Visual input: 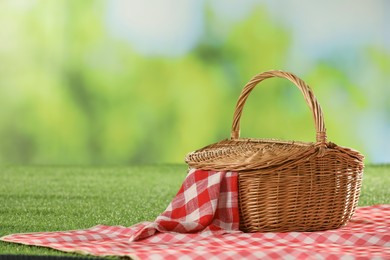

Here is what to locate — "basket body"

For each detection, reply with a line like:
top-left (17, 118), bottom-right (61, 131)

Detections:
top-left (239, 158), bottom-right (362, 232)
top-left (185, 70), bottom-right (364, 232)
top-left (186, 139), bottom-right (364, 232)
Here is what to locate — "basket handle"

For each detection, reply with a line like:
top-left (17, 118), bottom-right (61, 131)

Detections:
top-left (231, 70), bottom-right (327, 146)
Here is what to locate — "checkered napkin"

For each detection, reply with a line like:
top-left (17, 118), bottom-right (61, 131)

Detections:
top-left (1, 169), bottom-right (390, 259)
top-left (128, 168), bottom-right (240, 241)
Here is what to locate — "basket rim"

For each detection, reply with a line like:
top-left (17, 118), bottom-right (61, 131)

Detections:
top-left (185, 138), bottom-right (364, 172)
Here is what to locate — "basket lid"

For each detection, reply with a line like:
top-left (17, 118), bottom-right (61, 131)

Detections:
top-left (185, 138), bottom-right (364, 171)
top-left (185, 138), bottom-right (320, 171)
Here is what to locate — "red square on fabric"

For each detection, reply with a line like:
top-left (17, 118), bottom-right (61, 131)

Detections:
top-left (169, 205), bottom-right (187, 219)
top-left (197, 189), bottom-right (211, 208)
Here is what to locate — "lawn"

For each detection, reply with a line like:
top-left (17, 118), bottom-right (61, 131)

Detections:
top-left (0, 164), bottom-right (389, 257)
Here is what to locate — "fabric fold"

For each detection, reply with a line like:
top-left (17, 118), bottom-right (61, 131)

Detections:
top-left (129, 169), bottom-right (239, 241)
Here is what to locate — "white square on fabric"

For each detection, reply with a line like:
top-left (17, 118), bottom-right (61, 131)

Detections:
top-left (46, 237), bottom-right (59, 243)
top-left (63, 236), bottom-right (75, 242)
top-left (207, 172), bottom-right (222, 188)
top-left (185, 208), bottom-right (200, 222)
top-left (210, 198), bottom-right (218, 212)
top-left (183, 182), bottom-right (198, 204)
top-left (182, 221), bottom-right (200, 231)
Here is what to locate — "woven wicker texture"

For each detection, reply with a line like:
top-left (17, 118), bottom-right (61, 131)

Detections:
top-left (185, 70), bottom-right (364, 232)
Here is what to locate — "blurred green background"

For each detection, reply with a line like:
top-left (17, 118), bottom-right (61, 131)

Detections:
top-left (0, 0), bottom-right (389, 165)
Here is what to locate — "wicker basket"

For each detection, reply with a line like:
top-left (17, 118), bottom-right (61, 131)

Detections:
top-left (185, 70), bottom-right (364, 232)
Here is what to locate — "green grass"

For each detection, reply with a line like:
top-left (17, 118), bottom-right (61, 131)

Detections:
top-left (0, 164), bottom-right (187, 257)
top-left (0, 164), bottom-right (389, 257)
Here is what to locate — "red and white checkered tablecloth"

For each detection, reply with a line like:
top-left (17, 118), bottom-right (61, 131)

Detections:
top-left (1, 169), bottom-right (390, 259)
